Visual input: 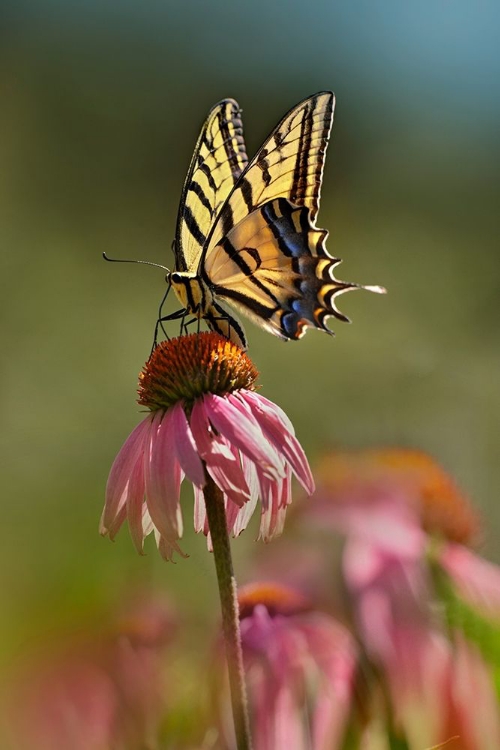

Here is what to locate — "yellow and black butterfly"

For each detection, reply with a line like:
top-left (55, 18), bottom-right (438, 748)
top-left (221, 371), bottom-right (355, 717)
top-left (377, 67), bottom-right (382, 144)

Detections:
top-left (162, 92), bottom-right (384, 348)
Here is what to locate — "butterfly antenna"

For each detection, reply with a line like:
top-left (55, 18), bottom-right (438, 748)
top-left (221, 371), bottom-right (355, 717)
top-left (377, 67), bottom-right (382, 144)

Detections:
top-left (103, 252), bottom-right (170, 273)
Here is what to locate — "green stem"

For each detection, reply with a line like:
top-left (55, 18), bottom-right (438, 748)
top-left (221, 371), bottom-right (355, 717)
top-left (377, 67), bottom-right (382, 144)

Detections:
top-left (203, 474), bottom-right (252, 750)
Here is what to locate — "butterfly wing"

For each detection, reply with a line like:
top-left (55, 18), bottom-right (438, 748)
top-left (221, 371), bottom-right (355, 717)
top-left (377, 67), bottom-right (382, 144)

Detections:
top-left (204, 197), bottom-right (382, 340)
top-left (203, 91), bottom-right (334, 253)
top-left (202, 92), bottom-right (384, 340)
top-left (175, 99), bottom-right (249, 272)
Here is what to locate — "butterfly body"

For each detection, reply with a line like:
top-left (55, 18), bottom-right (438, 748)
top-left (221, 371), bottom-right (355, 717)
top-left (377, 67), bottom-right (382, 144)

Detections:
top-left (170, 272), bottom-right (208, 314)
top-left (165, 93), bottom-right (384, 348)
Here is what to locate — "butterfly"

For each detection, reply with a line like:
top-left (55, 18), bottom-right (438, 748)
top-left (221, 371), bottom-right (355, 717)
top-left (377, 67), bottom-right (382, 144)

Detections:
top-left (161, 92), bottom-right (384, 349)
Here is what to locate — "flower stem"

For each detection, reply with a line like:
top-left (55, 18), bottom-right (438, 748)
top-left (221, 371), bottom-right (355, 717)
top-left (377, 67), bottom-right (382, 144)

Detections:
top-left (203, 473), bottom-right (252, 750)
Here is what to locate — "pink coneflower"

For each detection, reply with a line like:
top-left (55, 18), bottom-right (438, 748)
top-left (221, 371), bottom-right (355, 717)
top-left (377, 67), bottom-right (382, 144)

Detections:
top-left (306, 448), bottom-right (500, 749)
top-left (312, 447), bottom-right (480, 545)
top-left (101, 332), bottom-right (314, 561)
top-left (216, 582), bottom-right (358, 750)
top-left (5, 592), bottom-right (177, 750)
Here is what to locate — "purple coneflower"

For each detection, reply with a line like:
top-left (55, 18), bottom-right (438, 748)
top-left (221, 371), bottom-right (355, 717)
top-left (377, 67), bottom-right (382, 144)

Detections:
top-left (305, 448), bottom-right (500, 749)
top-left (215, 582), bottom-right (358, 750)
top-left (101, 332), bottom-right (314, 561)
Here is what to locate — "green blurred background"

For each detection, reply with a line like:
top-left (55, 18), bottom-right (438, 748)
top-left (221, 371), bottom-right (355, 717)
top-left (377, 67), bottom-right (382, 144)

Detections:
top-left (1, 0), bottom-right (499, 675)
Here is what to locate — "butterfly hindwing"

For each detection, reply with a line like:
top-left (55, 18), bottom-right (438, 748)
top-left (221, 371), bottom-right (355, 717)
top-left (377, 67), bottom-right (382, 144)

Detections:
top-left (175, 99), bottom-right (249, 272)
top-left (204, 197), bottom-right (365, 340)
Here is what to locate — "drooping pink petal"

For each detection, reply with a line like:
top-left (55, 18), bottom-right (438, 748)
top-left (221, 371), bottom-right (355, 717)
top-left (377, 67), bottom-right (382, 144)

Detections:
top-left (141, 505), bottom-right (155, 538)
top-left (190, 400), bottom-right (251, 507)
top-left (144, 410), bottom-right (183, 544)
top-left (450, 635), bottom-right (500, 749)
top-left (228, 449), bottom-right (259, 537)
top-left (169, 402), bottom-right (205, 489)
top-left (439, 542), bottom-right (500, 621)
top-left (223, 495), bottom-right (241, 537)
top-left (392, 629), bottom-right (452, 749)
top-left (241, 452), bottom-right (260, 503)
top-left (207, 440), bottom-right (252, 508)
top-left (237, 391), bottom-right (315, 494)
top-left (193, 485), bottom-right (207, 535)
top-left (203, 393), bottom-right (284, 480)
top-left (103, 416), bottom-right (151, 531)
top-left (258, 476), bottom-right (284, 542)
top-left (103, 500), bottom-right (128, 540)
top-left (292, 617), bottom-right (357, 750)
top-left (154, 530), bottom-right (186, 562)
top-left (125, 457), bottom-right (146, 554)
top-left (232, 494), bottom-right (259, 537)
top-left (279, 465), bottom-right (293, 510)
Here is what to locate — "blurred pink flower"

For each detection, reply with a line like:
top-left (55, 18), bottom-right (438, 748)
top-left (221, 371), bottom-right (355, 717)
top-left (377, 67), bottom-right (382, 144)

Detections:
top-left (101, 333), bottom-right (313, 560)
top-left (5, 592), bottom-right (177, 750)
top-left (311, 447), bottom-right (480, 544)
top-left (219, 582), bottom-right (358, 750)
top-left (306, 448), bottom-right (500, 749)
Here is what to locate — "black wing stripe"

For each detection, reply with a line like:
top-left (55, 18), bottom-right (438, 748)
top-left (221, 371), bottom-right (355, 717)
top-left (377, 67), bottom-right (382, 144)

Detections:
top-left (183, 205), bottom-right (206, 246)
top-left (198, 161), bottom-right (218, 195)
top-left (216, 237), bottom-right (281, 306)
top-left (240, 177), bottom-right (253, 212)
top-left (291, 96), bottom-right (316, 206)
top-left (188, 180), bottom-right (213, 214)
top-left (212, 285), bottom-right (278, 320)
top-left (261, 201), bottom-right (297, 258)
top-left (220, 203), bottom-right (235, 239)
top-left (257, 148), bottom-right (272, 187)
top-left (218, 111), bottom-right (242, 178)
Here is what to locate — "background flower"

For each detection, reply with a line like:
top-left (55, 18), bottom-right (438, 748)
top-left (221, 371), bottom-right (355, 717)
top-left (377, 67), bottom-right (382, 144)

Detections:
top-left (4, 591), bottom-right (177, 750)
top-left (248, 448), bottom-right (500, 749)
top-left (214, 582), bottom-right (358, 750)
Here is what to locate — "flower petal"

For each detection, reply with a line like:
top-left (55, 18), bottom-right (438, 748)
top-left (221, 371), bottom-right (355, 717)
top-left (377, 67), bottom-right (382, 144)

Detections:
top-left (169, 402), bottom-right (205, 489)
top-left (232, 493), bottom-right (258, 537)
top-left (439, 543), bottom-right (500, 621)
top-left (154, 530), bottom-right (186, 562)
top-left (193, 485), bottom-right (207, 535)
top-left (190, 400), bottom-right (251, 507)
top-left (203, 393), bottom-right (284, 480)
top-left (238, 391), bottom-right (315, 494)
top-left (258, 475), bottom-right (286, 541)
top-left (126, 456), bottom-right (146, 554)
top-left (102, 416), bottom-right (151, 531)
top-left (144, 410), bottom-right (183, 543)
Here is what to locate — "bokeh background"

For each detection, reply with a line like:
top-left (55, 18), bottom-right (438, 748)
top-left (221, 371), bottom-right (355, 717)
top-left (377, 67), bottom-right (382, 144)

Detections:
top-left (1, 0), bottom-right (499, 723)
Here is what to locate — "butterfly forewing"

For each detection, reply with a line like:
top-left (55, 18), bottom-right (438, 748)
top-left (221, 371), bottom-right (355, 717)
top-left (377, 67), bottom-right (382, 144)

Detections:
top-left (203, 92), bottom-right (334, 258)
top-left (175, 99), bottom-right (249, 272)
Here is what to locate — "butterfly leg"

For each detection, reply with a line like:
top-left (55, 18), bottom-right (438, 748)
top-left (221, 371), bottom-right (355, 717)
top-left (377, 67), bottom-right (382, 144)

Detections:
top-left (152, 307), bottom-right (188, 352)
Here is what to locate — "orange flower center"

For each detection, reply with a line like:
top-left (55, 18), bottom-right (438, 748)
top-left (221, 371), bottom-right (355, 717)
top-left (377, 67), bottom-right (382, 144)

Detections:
top-left (316, 448), bottom-right (480, 546)
top-left (238, 582), bottom-right (310, 619)
top-left (138, 332), bottom-right (259, 411)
